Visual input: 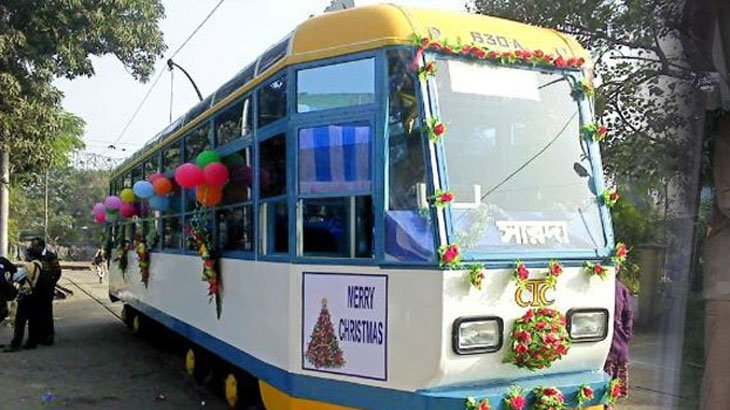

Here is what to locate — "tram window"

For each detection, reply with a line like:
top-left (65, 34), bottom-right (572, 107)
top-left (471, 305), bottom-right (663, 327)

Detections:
top-left (300, 196), bottom-right (372, 258)
top-left (144, 155), bottom-right (159, 177)
top-left (162, 216), bottom-right (182, 249)
top-left (258, 76), bottom-right (287, 128)
top-left (217, 205), bottom-right (254, 252)
top-left (185, 124), bottom-right (211, 161)
top-left (123, 172), bottom-right (132, 190)
top-left (145, 218), bottom-right (161, 250)
top-left (215, 98), bottom-right (252, 147)
top-left (163, 185), bottom-right (182, 215)
top-left (298, 124), bottom-right (371, 195)
top-left (130, 165), bottom-right (143, 185)
top-left (385, 49), bottom-right (435, 262)
top-left (221, 147), bottom-right (252, 206)
top-left (163, 142), bottom-right (181, 173)
top-left (261, 200), bottom-right (288, 255)
top-left (259, 134), bottom-right (286, 198)
top-left (297, 58), bottom-right (375, 113)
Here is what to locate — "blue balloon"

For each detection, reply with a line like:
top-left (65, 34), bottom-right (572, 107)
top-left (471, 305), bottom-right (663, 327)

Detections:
top-left (149, 195), bottom-right (170, 211)
top-left (133, 180), bottom-right (154, 199)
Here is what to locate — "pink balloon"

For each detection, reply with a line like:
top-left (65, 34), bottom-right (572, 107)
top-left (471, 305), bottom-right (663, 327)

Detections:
top-left (174, 163), bottom-right (204, 189)
top-left (105, 196), bottom-right (122, 210)
top-left (148, 172), bottom-right (165, 183)
top-left (120, 202), bottom-right (136, 218)
top-left (95, 213), bottom-right (106, 223)
top-left (203, 163), bottom-right (230, 187)
top-left (92, 202), bottom-right (106, 216)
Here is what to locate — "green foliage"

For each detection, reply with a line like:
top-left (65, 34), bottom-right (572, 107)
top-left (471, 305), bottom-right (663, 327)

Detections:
top-left (9, 166), bottom-right (110, 246)
top-left (469, 0), bottom-right (696, 193)
top-left (0, 0), bottom-right (166, 176)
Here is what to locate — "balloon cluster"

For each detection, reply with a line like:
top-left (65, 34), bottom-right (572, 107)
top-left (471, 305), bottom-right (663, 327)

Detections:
top-left (174, 150), bottom-right (230, 207)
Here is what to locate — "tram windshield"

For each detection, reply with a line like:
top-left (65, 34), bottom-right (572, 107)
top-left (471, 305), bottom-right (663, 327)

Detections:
top-left (434, 58), bottom-right (606, 254)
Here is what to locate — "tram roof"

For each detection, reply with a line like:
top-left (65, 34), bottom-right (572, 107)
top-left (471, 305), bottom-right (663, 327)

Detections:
top-left (112, 4), bottom-right (590, 178)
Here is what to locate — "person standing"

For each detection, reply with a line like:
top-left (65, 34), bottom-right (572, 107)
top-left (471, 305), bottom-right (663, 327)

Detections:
top-left (701, 115), bottom-right (730, 410)
top-left (2, 261), bottom-right (41, 352)
top-left (604, 275), bottom-right (634, 409)
top-left (0, 256), bottom-right (18, 324)
top-left (26, 238), bottom-right (61, 346)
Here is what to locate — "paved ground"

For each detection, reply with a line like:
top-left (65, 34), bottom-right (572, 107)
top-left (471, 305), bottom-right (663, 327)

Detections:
top-left (0, 269), bottom-right (228, 410)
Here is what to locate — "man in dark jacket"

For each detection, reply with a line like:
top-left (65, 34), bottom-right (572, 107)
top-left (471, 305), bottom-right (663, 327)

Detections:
top-left (0, 256), bottom-right (18, 323)
top-left (26, 238), bottom-right (61, 346)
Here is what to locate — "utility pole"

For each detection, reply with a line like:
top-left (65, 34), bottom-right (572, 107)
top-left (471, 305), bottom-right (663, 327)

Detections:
top-left (44, 169), bottom-right (49, 244)
top-left (0, 151), bottom-right (9, 258)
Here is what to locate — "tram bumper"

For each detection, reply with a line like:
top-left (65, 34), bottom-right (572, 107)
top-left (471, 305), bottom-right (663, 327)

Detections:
top-left (416, 369), bottom-right (611, 409)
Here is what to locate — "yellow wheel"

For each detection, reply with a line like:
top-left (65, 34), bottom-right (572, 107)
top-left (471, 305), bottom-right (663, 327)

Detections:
top-left (185, 349), bottom-right (196, 377)
top-left (120, 306), bottom-right (128, 323)
top-left (225, 373), bottom-right (239, 408)
top-left (131, 315), bottom-right (141, 335)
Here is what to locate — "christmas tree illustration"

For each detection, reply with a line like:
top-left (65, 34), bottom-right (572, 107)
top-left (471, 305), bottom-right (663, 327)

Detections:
top-left (305, 298), bottom-right (345, 369)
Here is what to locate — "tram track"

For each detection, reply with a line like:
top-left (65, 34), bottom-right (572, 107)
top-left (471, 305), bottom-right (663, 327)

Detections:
top-left (62, 274), bottom-right (123, 321)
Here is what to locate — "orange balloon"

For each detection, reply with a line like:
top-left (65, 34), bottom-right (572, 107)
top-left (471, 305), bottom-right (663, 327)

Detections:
top-left (196, 184), bottom-right (223, 207)
top-left (153, 177), bottom-right (173, 195)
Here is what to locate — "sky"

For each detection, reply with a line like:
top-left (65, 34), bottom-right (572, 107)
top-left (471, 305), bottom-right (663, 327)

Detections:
top-left (56, 0), bottom-right (467, 163)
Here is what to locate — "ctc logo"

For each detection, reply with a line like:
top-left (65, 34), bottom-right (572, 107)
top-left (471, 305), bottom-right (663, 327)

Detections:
top-left (514, 279), bottom-right (555, 307)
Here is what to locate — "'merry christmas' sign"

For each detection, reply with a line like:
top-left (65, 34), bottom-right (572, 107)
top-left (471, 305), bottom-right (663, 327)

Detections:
top-left (302, 272), bottom-right (388, 380)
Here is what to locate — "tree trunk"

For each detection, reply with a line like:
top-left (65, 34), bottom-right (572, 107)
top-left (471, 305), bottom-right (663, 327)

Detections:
top-left (0, 151), bottom-right (9, 257)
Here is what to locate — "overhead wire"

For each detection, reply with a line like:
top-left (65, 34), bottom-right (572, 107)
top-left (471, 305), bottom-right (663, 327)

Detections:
top-left (105, 0), bottom-right (227, 155)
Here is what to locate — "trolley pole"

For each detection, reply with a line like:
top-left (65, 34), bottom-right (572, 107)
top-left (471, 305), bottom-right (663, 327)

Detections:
top-left (0, 151), bottom-right (9, 257)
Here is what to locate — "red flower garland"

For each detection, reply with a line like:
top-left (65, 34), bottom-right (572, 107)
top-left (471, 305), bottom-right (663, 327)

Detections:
top-left (601, 187), bottom-right (620, 208)
top-left (605, 378), bottom-right (622, 405)
top-left (533, 386), bottom-right (566, 410)
top-left (439, 244), bottom-right (461, 268)
top-left (468, 264), bottom-right (486, 290)
top-left (427, 117), bottom-right (447, 143)
top-left (584, 261), bottom-right (609, 280)
top-left (505, 308), bottom-right (571, 370)
top-left (431, 189), bottom-right (455, 208)
top-left (577, 384), bottom-right (594, 407)
top-left (134, 234), bottom-right (150, 288)
top-left (465, 396), bottom-right (491, 410)
top-left (412, 34), bottom-right (586, 70)
top-left (546, 259), bottom-right (562, 288)
top-left (582, 123), bottom-right (608, 142)
top-left (513, 260), bottom-right (529, 289)
top-left (186, 209), bottom-right (223, 319)
top-left (613, 242), bottom-right (629, 265)
top-left (503, 387), bottom-right (527, 410)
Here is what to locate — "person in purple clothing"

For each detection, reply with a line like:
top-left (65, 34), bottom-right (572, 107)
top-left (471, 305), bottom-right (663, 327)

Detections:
top-left (604, 276), bottom-right (634, 408)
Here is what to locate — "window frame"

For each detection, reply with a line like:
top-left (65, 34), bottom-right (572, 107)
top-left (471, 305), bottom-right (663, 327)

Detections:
top-left (295, 56), bottom-right (377, 115)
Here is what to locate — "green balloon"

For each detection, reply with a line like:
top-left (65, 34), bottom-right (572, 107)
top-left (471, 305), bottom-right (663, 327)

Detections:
top-left (196, 150), bottom-right (221, 168)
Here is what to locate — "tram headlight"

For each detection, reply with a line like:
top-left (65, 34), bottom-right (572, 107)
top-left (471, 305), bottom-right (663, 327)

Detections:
top-left (567, 309), bottom-right (609, 342)
top-left (452, 316), bottom-right (503, 354)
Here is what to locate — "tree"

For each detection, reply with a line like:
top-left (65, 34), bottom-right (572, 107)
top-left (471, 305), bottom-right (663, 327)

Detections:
top-left (0, 0), bottom-right (167, 256)
top-left (305, 299), bottom-right (345, 369)
top-left (0, 0), bottom-right (166, 175)
top-left (468, 0), bottom-right (698, 194)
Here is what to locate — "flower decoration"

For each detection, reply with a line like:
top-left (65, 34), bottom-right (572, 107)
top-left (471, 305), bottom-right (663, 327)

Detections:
top-left (601, 187), bottom-right (620, 208)
top-left (430, 189), bottom-right (455, 208)
top-left (613, 242), bottom-right (629, 265)
top-left (580, 78), bottom-right (595, 97)
top-left (577, 384), bottom-right (594, 407)
top-left (115, 242), bottom-right (130, 276)
top-left (533, 386), bottom-right (566, 410)
top-left (417, 59), bottom-right (438, 80)
top-left (134, 233), bottom-right (150, 288)
top-left (513, 260), bottom-right (529, 290)
top-left (465, 396), bottom-right (491, 410)
top-left (468, 264), bottom-right (486, 290)
top-left (186, 208), bottom-right (223, 318)
top-left (503, 386), bottom-right (527, 410)
top-left (545, 259), bottom-right (562, 288)
top-left (427, 117), bottom-right (447, 143)
top-left (605, 378), bottom-right (622, 405)
top-left (582, 123), bottom-right (608, 142)
top-left (584, 261), bottom-right (609, 280)
top-left (439, 244), bottom-right (462, 268)
top-left (505, 308), bottom-right (571, 370)
top-left (411, 35), bottom-right (586, 70)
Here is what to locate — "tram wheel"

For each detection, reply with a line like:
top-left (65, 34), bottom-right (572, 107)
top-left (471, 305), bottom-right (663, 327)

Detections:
top-left (185, 347), bottom-right (213, 385)
top-left (131, 313), bottom-right (142, 335)
top-left (224, 373), bottom-right (239, 409)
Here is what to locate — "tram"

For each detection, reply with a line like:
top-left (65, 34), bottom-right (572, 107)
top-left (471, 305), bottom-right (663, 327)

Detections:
top-left (107, 4), bottom-right (616, 410)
